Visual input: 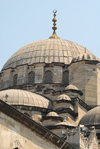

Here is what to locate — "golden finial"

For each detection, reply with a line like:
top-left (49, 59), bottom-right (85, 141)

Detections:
top-left (49, 10), bottom-right (60, 39)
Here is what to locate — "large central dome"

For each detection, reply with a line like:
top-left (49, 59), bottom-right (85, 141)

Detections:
top-left (2, 38), bottom-right (97, 70)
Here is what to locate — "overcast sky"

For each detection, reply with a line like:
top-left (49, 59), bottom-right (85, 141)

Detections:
top-left (0, 0), bottom-right (100, 70)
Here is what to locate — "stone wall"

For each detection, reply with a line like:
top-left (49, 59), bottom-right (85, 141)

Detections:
top-left (97, 66), bottom-right (100, 106)
top-left (0, 64), bottom-right (68, 90)
top-left (68, 61), bottom-right (98, 106)
top-left (0, 112), bottom-right (58, 149)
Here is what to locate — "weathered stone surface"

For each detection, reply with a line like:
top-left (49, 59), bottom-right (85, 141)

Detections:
top-left (53, 66), bottom-right (62, 83)
top-left (0, 112), bottom-right (58, 149)
top-left (68, 62), bottom-right (99, 106)
top-left (35, 66), bottom-right (44, 83)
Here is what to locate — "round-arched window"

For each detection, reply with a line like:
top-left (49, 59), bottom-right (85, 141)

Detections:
top-left (28, 71), bottom-right (35, 85)
top-left (44, 70), bottom-right (53, 83)
top-left (62, 71), bottom-right (69, 84)
top-left (13, 74), bottom-right (18, 86)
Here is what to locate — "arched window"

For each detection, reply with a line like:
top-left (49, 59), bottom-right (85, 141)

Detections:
top-left (62, 71), bottom-right (69, 84)
top-left (28, 71), bottom-right (35, 85)
top-left (13, 74), bottom-right (18, 86)
top-left (44, 70), bottom-right (53, 83)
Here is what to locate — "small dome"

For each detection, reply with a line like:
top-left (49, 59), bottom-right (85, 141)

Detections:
top-left (56, 94), bottom-right (71, 101)
top-left (65, 85), bottom-right (79, 91)
top-left (42, 111), bottom-right (63, 122)
top-left (46, 112), bottom-right (59, 117)
top-left (0, 89), bottom-right (53, 110)
top-left (2, 39), bottom-right (97, 71)
top-left (79, 106), bottom-right (100, 126)
top-left (96, 63), bottom-right (100, 66)
top-left (55, 121), bottom-right (76, 127)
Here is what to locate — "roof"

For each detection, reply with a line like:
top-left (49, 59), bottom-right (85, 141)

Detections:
top-left (71, 53), bottom-right (99, 63)
top-left (42, 111), bottom-right (63, 122)
top-left (0, 89), bottom-right (53, 110)
top-left (46, 120), bottom-right (76, 130)
top-left (46, 112), bottom-right (59, 117)
top-left (0, 99), bottom-right (76, 149)
top-left (55, 121), bottom-right (76, 127)
top-left (65, 85), bottom-right (79, 90)
top-left (2, 38), bottom-right (97, 70)
top-left (54, 94), bottom-right (71, 104)
top-left (79, 106), bottom-right (100, 126)
top-left (57, 94), bottom-right (71, 101)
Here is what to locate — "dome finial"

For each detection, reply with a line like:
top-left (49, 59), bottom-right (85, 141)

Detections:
top-left (52, 10), bottom-right (57, 33)
top-left (49, 10), bottom-right (60, 39)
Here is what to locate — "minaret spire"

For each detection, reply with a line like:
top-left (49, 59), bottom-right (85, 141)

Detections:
top-left (49, 10), bottom-right (60, 39)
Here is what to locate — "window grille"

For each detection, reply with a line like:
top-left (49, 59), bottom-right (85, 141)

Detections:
top-left (44, 70), bottom-right (53, 83)
top-left (28, 71), bottom-right (35, 85)
top-left (13, 74), bottom-right (18, 86)
top-left (62, 71), bottom-right (69, 84)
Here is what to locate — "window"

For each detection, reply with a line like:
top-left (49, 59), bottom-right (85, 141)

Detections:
top-left (14, 148), bottom-right (18, 149)
top-left (62, 71), bottom-right (69, 84)
top-left (44, 70), bottom-right (53, 83)
top-left (13, 74), bottom-right (18, 86)
top-left (28, 71), bottom-right (35, 85)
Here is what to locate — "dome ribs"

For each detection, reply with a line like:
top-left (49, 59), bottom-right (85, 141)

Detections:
top-left (2, 39), bottom-right (98, 70)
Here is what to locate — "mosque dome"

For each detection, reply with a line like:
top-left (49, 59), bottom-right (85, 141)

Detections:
top-left (55, 94), bottom-right (71, 102)
top-left (2, 10), bottom-right (98, 71)
top-left (2, 39), bottom-right (97, 71)
top-left (55, 121), bottom-right (76, 128)
top-left (43, 111), bottom-right (63, 121)
top-left (46, 111), bottom-right (59, 117)
top-left (65, 85), bottom-right (79, 91)
top-left (79, 106), bottom-right (100, 126)
top-left (0, 89), bottom-right (53, 110)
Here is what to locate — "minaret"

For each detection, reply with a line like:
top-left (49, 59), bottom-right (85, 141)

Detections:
top-left (49, 10), bottom-right (60, 39)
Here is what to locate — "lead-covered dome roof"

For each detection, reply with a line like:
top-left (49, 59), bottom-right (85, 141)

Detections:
top-left (56, 94), bottom-right (71, 101)
top-left (65, 85), bottom-right (79, 90)
top-left (0, 89), bottom-right (53, 110)
top-left (79, 106), bottom-right (100, 126)
top-left (2, 38), bottom-right (97, 70)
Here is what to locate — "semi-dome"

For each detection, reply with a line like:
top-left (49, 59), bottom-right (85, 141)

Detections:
top-left (2, 38), bottom-right (97, 71)
top-left (79, 106), bottom-right (100, 126)
top-left (0, 89), bottom-right (53, 110)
